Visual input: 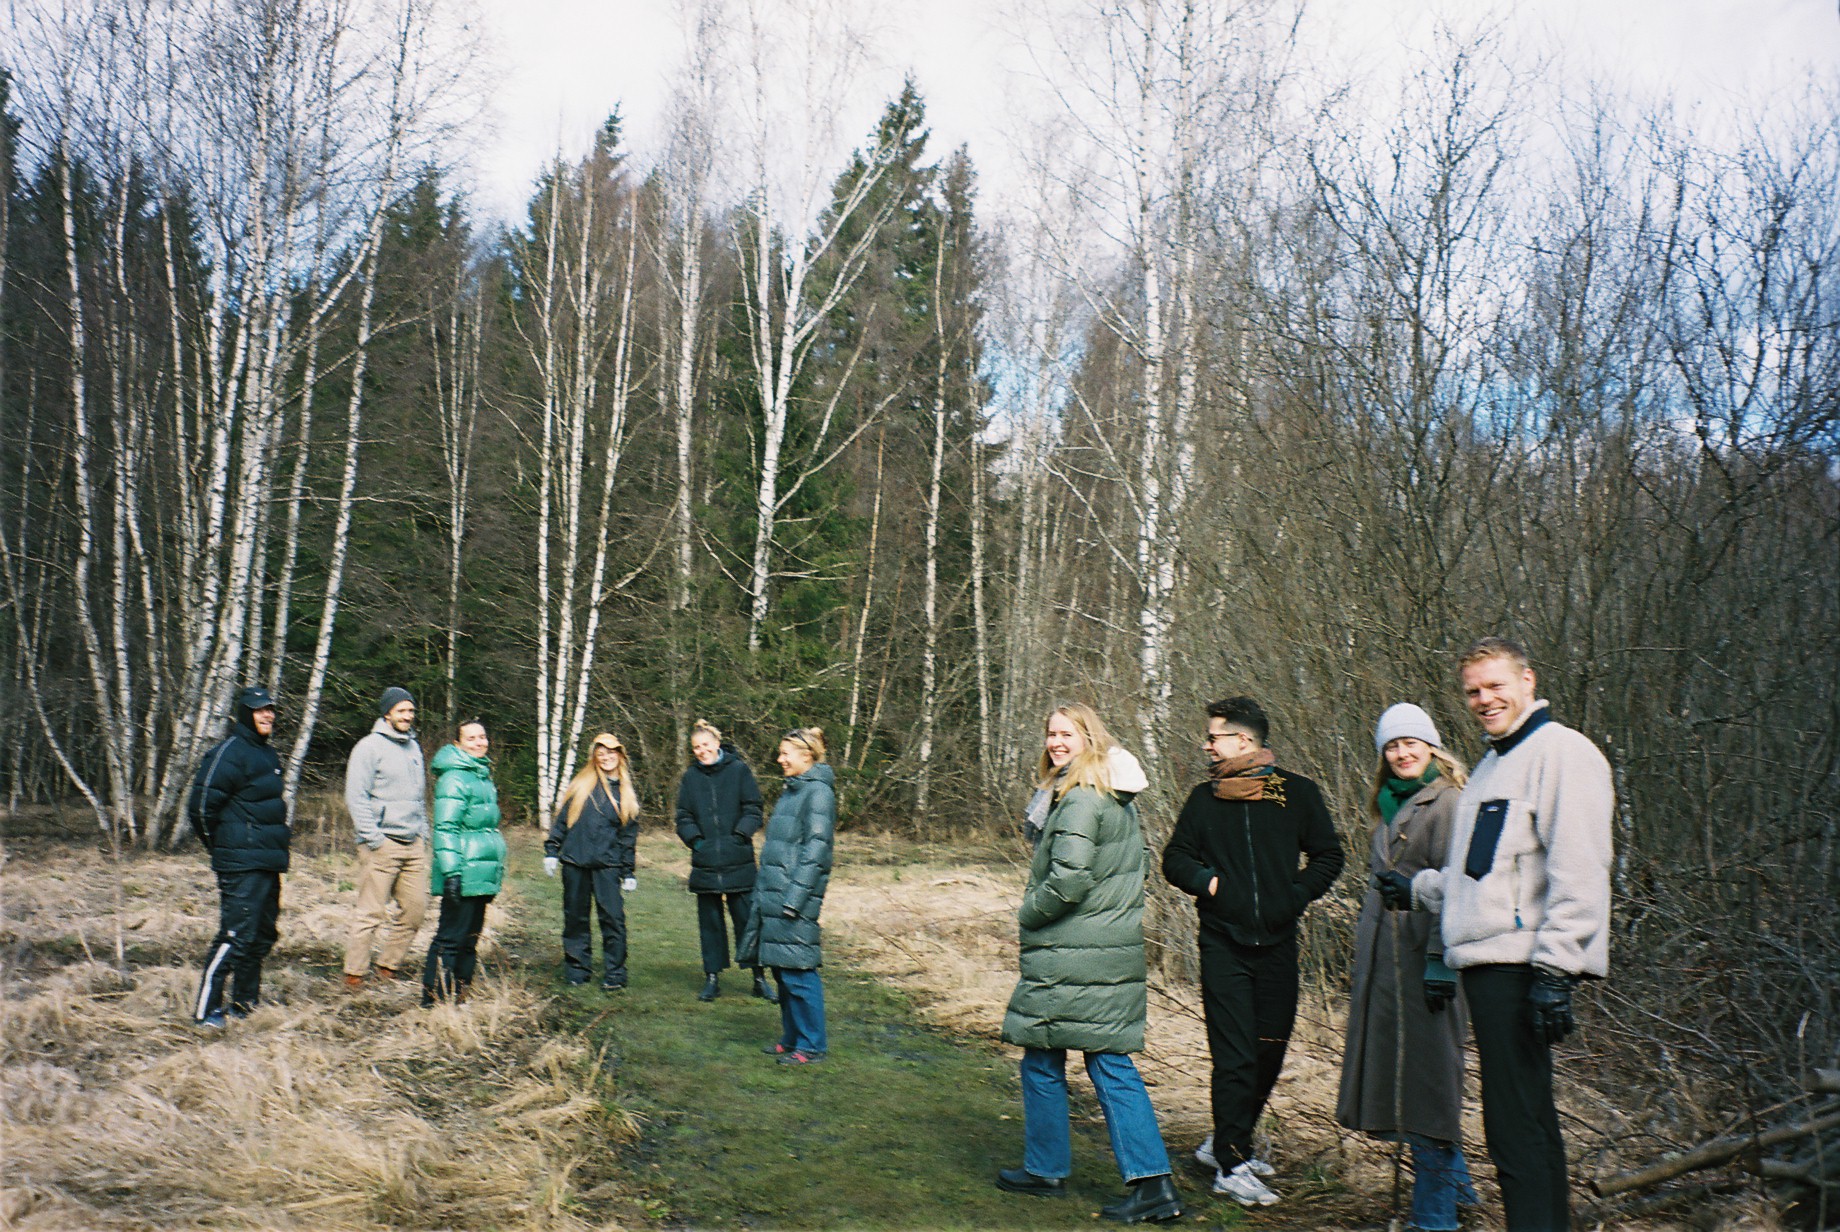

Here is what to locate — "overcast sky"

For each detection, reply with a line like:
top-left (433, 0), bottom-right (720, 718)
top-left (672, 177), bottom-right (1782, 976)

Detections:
top-left (468, 0), bottom-right (1840, 222)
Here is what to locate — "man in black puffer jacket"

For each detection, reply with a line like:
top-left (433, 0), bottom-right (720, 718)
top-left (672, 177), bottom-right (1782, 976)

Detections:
top-left (189, 685), bottom-right (290, 1027)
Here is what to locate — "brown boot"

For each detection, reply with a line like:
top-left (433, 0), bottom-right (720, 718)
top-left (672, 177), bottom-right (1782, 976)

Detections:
top-left (374, 965), bottom-right (399, 981)
top-left (344, 973), bottom-right (365, 988)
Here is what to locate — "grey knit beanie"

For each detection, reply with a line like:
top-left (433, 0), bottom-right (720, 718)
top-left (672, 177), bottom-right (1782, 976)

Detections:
top-left (378, 686), bottom-right (415, 717)
top-left (1374, 703), bottom-right (1441, 754)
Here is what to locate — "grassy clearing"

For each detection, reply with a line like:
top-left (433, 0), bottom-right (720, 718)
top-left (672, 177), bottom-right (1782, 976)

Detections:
top-left (2, 814), bottom-right (1769, 1231)
top-left (526, 843), bottom-right (1213, 1230)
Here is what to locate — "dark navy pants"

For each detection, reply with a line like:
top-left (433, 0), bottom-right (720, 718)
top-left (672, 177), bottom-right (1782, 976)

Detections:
top-left (194, 869), bottom-right (280, 1019)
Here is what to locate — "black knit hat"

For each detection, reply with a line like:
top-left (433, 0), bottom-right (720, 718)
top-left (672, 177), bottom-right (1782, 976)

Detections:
top-left (378, 686), bottom-right (415, 716)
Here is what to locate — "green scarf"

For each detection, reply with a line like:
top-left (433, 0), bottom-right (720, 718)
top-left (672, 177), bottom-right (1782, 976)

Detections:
top-left (1377, 762), bottom-right (1440, 826)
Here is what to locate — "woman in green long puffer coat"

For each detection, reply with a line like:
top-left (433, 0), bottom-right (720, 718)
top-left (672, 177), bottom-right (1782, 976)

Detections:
top-left (422, 720), bottom-right (507, 1006)
top-left (995, 704), bottom-right (1183, 1225)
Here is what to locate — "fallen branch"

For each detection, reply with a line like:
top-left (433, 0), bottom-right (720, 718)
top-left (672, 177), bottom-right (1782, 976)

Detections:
top-left (1593, 1107), bottom-right (1840, 1198)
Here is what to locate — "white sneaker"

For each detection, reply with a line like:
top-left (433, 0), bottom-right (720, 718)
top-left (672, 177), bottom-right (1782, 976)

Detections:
top-left (1213, 1162), bottom-right (1281, 1207)
top-left (1194, 1135), bottom-right (1273, 1177)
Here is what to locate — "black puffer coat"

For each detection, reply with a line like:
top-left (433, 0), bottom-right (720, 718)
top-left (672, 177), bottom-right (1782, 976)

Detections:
top-left (674, 747), bottom-right (765, 894)
top-left (545, 781), bottom-right (639, 875)
top-left (189, 719), bottom-right (289, 874)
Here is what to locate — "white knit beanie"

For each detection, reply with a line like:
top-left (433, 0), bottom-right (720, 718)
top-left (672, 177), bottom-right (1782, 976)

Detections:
top-left (1374, 703), bottom-right (1441, 754)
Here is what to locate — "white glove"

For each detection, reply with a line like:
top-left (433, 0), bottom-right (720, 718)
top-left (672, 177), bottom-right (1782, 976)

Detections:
top-left (543, 857), bottom-right (559, 877)
top-left (621, 876), bottom-right (637, 892)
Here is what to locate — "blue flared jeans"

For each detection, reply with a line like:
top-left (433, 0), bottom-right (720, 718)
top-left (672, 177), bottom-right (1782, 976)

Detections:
top-left (772, 966), bottom-right (827, 1055)
top-left (1406, 1133), bottom-right (1480, 1231)
top-left (1020, 1047), bottom-right (1172, 1184)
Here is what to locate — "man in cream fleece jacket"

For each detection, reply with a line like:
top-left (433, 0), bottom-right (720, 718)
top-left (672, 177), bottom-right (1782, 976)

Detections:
top-left (1381, 637), bottom-right (1613, 1232)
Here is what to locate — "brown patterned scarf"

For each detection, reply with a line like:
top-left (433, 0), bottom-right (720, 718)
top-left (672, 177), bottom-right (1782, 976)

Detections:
top-left (1210, 748), bottom-right (1278, 801)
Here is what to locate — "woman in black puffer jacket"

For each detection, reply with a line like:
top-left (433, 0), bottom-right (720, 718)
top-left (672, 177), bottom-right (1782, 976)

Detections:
top-left (674, 720), bottom-right (775, 1003)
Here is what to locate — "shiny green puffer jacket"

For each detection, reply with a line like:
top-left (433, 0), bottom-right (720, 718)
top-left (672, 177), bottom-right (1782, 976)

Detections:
top-left (1001, 785), bottom-right (1149, 1054)
top-left (429, 744), bottom-right (507, 897)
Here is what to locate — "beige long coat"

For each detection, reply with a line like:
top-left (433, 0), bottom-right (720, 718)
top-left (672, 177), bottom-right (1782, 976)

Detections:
top-left (1335, 777), bottom-right (1467, 1143)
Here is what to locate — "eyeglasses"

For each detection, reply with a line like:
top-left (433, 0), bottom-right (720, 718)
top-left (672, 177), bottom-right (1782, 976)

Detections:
top-left (1203, 730), bottom-right (1250, 744)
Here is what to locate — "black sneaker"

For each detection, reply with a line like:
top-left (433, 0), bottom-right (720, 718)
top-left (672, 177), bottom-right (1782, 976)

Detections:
top-left (600, 978), bottom-right (627, 992)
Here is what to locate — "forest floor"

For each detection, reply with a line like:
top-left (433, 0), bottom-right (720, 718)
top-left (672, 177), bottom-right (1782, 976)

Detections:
top-left (0, 813), bottom-right (1782, 1231)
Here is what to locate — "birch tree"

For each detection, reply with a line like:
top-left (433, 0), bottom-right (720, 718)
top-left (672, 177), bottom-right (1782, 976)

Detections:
top-left (510, 120), bottom-right (646, 812)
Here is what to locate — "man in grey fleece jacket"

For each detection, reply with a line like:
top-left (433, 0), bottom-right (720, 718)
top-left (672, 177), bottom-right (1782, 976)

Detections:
top-left (1380, 638), bottom-right (1613, 1232)
top-left (342, 687), bottom-right (430, 985)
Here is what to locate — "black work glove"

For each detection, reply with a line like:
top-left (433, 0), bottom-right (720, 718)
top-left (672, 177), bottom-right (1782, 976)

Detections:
top-left (781, 905), bottom-right (799, 920)
top-left (1375, 870), bottom-right (1413, 910)
top-left (1423, 956), bottom-right (1457, 1014)
top-left (443, 874), bottom-right (463, 903)
top-left (1528, 969), bottom-right (1577, 1044)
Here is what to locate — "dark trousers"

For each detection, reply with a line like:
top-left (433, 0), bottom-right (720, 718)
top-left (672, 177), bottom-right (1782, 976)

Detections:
top-left (1465, 964), bottom-right (1571, 1231)
top-left (1198, 930), bottom-right (1299, 1169)
top-left (561, 864), bottom-right (626, 984)
top-left (194, 869), bottom-right (280, 1020)
top-left (424, 894), bottom-right (492, 996)
top-left (696, 891), bottom-right (754, 973)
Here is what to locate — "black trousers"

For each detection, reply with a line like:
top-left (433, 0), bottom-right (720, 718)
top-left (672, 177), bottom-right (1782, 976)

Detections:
top-left (1465, 964), bottom-right (1571, 1231)
top-left (561, 864), bottom-right (627, 984)
top-left (194, 869), bottom-right (280, 1019)
top-left (696, 890), bottom-right (755, 974)
top-left (424, 893), bottom-right (492, 996)
top-left (1198, 930), bottom-right (1299, 1169)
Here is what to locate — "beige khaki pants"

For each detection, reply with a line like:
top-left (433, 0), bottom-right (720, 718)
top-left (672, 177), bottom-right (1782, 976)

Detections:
top-left (344, 837), bottom-right (430, 976)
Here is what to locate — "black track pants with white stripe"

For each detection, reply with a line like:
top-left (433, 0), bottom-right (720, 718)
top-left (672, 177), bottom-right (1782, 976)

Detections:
top-left (194, 870), bottom-right (281, 1020)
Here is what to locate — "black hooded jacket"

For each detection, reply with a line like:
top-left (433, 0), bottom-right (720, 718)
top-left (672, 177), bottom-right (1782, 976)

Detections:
top-left (674, 746), bottom-right (765, 894)
top-left (189, 717), bottom-right (290, 874)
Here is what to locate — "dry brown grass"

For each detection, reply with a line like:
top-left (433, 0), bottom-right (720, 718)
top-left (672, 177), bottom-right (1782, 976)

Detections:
top-left (0, 833), bottom-right (633, 1232)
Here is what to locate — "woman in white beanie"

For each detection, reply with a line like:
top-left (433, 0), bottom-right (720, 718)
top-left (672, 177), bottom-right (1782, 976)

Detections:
top-left (1335, 703), bottom-right (1479, 1231)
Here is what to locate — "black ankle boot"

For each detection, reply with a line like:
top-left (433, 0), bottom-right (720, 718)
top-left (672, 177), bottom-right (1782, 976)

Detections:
top-left (995, 1167), bottom-right (1066, 1197)
top-left (698, 973), bottom-right (720, 1002)
top-left (1101, 1175), bottom-right (1182, 1224)
top-left (751, 970), bottom-right (778, 1003)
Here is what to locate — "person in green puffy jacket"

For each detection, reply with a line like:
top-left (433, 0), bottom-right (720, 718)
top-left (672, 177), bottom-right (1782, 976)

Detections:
top-left (421, 719), bottom-right (507, 1006)
top-left (996, 704), bottom-right (1183, 1225)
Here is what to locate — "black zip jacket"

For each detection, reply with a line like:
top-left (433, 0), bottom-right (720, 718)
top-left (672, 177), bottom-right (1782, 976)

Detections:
top-left (1161, 766), bottom-right (1344, 946)
top-left (189, 720), bottom-right (290, 874)
top-left (546, 781), bottom-right (639, 875)
top-left (674, 747), bottom-right (765, 894)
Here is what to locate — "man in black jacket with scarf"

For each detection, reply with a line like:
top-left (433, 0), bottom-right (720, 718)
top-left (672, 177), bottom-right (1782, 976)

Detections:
top-left (1162, 697), bottom-right (1344, 1208)
top-left (189, 685), bottom-right (290, 1027)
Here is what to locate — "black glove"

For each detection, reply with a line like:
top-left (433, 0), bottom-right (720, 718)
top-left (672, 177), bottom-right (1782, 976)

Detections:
top-left (443, 874), bottom-right (463, 902)
top-left (1528, 969), bottom-right (1576, 1044)
top-left (1375, 870), bottom-right (1414, 910)
top-left (1423, 956), bottom-right (1457, 1014)
top-left (781, 905), bottom-right (799, 919)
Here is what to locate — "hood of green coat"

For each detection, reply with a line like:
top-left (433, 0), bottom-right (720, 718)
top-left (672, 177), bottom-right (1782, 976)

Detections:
top-left (785, 762), bottom-right (835, 790)
top-left (431, 743), bottom-right (491, 774)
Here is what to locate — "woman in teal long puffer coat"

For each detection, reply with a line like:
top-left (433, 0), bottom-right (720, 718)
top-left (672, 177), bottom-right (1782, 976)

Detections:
top-left (995, 704), bottom-right (1183, 1224)
top-left (422, 719), bottom-right (507, 1005)
top-left (741, 726), bottom-right (834, 1065)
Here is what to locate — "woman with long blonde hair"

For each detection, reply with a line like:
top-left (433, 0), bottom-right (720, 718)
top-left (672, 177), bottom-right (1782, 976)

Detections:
top-left (544, 733), bottom-right (641, 991)
top-left (1336, 703), bottom-right (1478, 1231)
top-left (997, 704), bottom-right (1183, 1223)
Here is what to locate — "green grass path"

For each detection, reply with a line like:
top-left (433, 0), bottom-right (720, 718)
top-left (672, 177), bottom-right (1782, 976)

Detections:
top-left (502, 838), bottom-right (1233, 1230)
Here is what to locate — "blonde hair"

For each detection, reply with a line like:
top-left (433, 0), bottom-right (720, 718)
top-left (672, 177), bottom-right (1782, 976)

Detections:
top-left (1459, 636), bottom-right (1530, 675)
top-left (690, 719), bottom-right (724, 747)
top-left (1034, 703), bottom-right (1116, 800)
top-left (561, 732), bottom-right (639, 825)
top-left (780, 726), bottom-right (828, 762)
top-left (1367, 745), bottom-right (1469, 822)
